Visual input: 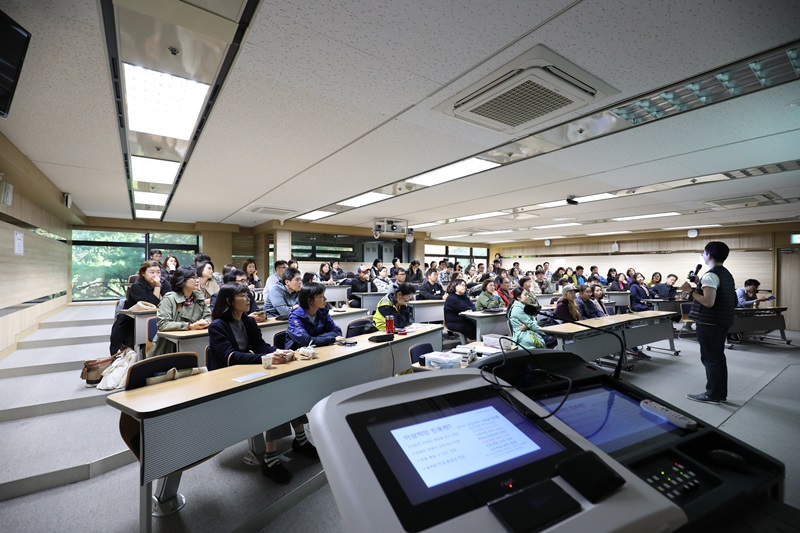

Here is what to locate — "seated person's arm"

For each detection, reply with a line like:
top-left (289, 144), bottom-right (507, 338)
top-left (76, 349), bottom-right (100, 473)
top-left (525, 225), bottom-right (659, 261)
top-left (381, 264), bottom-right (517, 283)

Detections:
top-left (156, 297), bottom-right (189, 331)
top-left (209, 321), bottom-right (275, 367)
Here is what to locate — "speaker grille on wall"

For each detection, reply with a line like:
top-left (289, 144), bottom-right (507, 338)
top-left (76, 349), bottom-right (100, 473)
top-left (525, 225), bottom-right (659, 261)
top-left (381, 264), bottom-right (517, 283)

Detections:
top-left (1, 181), bottom-right (13, 206)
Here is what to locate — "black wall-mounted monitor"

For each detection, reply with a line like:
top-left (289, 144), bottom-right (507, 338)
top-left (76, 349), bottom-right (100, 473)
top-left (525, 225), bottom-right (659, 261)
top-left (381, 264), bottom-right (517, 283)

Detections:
top-left (0, 9), bottom-right (32, 119)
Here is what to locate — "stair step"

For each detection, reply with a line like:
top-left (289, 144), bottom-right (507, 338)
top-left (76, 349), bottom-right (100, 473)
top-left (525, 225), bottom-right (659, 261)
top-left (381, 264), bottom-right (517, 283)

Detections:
top-left (0, 342), bottom-right (111, 378)
top-left (41, 303), bottom-right (117, 324)
top-left (17, 324), bottom-right (111, 349)
top-left (39, 317), bottom-right (113, 328)
top-left (0, 405), bottom-right (134, 501)
top-left (0, 370), bottom-right (117, 423)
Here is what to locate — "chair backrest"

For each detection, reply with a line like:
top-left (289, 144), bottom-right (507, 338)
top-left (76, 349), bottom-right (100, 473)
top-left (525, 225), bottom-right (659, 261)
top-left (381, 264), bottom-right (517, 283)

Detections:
top-left (605, 304), bottom-right (616, 315)
top-left (145, 316), bottom-right (158, 354)
top-left (409, 343), bottom-right (433, 365)
top-left (346, 317), bottom-right (372, 338)
top-left (273, 330), bottom-right (287, 349)
top-left (128, 274), bottom-right (138, 284)
top-left (115, 297), bottom-right (126, 318)
top-left (124, 352), bottom-right (199, 391)
top-left (680, 302), bottom-right (694, 321)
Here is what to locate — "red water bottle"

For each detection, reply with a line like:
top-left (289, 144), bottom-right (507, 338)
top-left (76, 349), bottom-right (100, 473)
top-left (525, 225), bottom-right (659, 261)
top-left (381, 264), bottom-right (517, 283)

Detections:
top-left (386, 315), bottom-right (395, 333)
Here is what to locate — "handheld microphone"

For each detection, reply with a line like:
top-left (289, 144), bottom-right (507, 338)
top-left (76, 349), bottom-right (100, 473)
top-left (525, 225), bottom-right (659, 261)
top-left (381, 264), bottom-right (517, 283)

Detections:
top-left (538, 310), bottom-right (628, 380)
top-left (687, 263), bottom-right (702, 283)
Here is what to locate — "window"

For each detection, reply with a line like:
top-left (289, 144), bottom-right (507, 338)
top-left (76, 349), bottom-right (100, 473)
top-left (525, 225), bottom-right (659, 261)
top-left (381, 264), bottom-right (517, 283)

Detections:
top-left (423, 244), bottom-right (488, 271)
top-left (71, 231), bottom-right (198, 300)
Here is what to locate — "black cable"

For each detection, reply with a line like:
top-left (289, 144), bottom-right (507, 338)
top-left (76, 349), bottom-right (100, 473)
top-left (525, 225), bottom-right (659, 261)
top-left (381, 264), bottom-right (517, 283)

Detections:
top-left (478, 335), bottom-right (572, 420)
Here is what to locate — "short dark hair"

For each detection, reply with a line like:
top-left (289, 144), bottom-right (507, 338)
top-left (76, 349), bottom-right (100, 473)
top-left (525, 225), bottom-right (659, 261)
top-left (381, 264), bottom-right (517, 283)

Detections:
top-left (590, 265), bottom-right (598, 271)
top-left (481, 278), bottom-right (495, 291)
top-left (171, 266), bottom-right (198, 292)
top-left (195, 261), bottom-right (214, 277)
top-left (446, 278), bottom-right (465, 293)
top-left (222, 263), bottom-right (237, 275)
top-left (150, 249), bottom-right (162, 256)
top-left (704, 241), bottom-right (730, 263)
top-left (511, 287), bottom-right (526, 300)
top-left (298, 282), bottom-right (326, 310)
top-left (535, 270), bottom-right (544, 275)
top-left (477, 262), bottom-right (484, 268)
top-left (274, 260), bottom-right (288, 270)
top-left (426, 268), bottom-right (438, 278)
top-left (667, 274), bottom-right (678, 280)
top-left (587, 275), bottom-right (600, 282)
top-left (446, 262), bottom-right (454, 268)
top-left (243, 258), bottom-right (257, 271)
top-left (223, 269), bottom-right (247, 284)
top-left (519, 276), bottom-right (531, 288)
top-left (302, 272), bottom-right (317, 284)
top-left (575, 265), bottom-right (584, 271)
top-left (744, 279), bottom-right (760, 287)
top-left (578, 283), bottom-right (592, 294)
top-left (211, 282), bottom-right (251, 321)
top-left (410, 259), bottom-right (420, 267)
top-left (393, 283), bottom-right (417, 299)
top-left (194, 253), bottom-right (211, 264)
top-left (395, 267), bottom-right (406, 276)
top-left (283, 267), bottom-right (301, 284)
top-left (373, 258), bottom-right (382, 268)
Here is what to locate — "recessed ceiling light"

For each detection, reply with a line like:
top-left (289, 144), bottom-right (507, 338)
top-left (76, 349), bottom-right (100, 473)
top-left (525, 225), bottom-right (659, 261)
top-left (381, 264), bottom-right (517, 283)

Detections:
top-left (474, 230), bottom-right (513, 235)
top-left (586, 230), bottom-right (633, 236)
top-left (611, 212), bottom-right (681, 221)
top-left (133, 191), bottom-right (169, 206)
top-left (131, 156), bottom-right (180, 185)
top-left (574, 193), bottom-right (616, 203)
top-left (406, 157), bottom-right (499, 187)
top-left (663, 224), bottom-right (722, 230)
top-left (135, 209), bottom-right (162, 219)
top-left (552, 217), bottom-right (577, 222)
top-left (531, 222), bottom-right (582, 229)
top-left (123, 64), bottom-right (210, 141)
top-left (536, 200), bottom-right (568, 208)
top-left (337, 192), bottom-right (392, 207)
top-left (455, 211), bottom-right (507, 222)
top-left (297, 210), bottom-right (336, 220)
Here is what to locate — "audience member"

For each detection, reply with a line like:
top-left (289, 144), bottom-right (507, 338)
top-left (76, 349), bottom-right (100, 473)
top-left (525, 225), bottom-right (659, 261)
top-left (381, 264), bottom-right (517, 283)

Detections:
top-left (264, 260), bottom-right (288, 294)
top-left (736, 279), bottom-right (772, 308)
top-left (534, 270), bottom-right (554, 294)
top-left (348, 266), bottom-right (378, 307)
top-left (496, 276), bottom-right (513, 307)
top-left (625, 267), bottom-right (636, 284)
top-left (439, 262), bottom-right (454, 286)
top-left (475, 278), bottom-right (503, 311)
top-left (407, 260), bottom-right (424, 283)
top-left (554, 285), bottom-right (581, 323)
top-left (576, 284), bottom-right (602, 319)
top-left (649, 272), bottom-right (662, 287)
top-left (574, 266), bottom-right (587, 285)
top-left (370, 258), bottom-right (383, 279)
top-left (652, 274), bottom-right (679, 300)
top-left (286, 283), bottom-right (343, 349)
top-left (149, 249), bottom-right (163, 265)
top-left (391, 268), bottom-right (408, 290)
top-left (318, 262), bottom-right (333, 283)
top-left (606, 268), bottom-right (618, 286)
top-left (148, 266), bottom-right (210, 357)
top-left (418, 269), bottom-right (445, 300)
top-left (243, 258), bottom-right (261, 289)
top-left (591, 285), bottom-right (609, 317)
top-left (542, 262), bottom-right (552, 278)
top-left (443, 279), bottom-right (476, 340)
top-left (551, 267), bottom-right (566, 284)
top-left (373, 283), bottom-right (416, 331)
top-left (196, 261), bottom-right (220, 304)
top-left (374, 266), bottom-right (392, 292)
top-left (264, 267), bottom-right (302, 317)
top-left (389, 257), bottom-right (402, 278)
top-left (162, 255), bottom-right (179, 281)
top-left (329, 260), bottom-right (345, 280)
top-left (109, 261), bottom-right (172, 354)
top-left (590, 265), bottom-right (607, 284)
top-left (211, 269), bottom-right (263, 319)
top-left (508, 287), bottom-right (554, 349)
top-left (630, 272), bottom-right (654, 311)
top-left (302, 272), bottom-right (318, 285)
top-left (206, 282), bottom-right (302, 484)
top-left (610, 272), bottom-right (628, 292)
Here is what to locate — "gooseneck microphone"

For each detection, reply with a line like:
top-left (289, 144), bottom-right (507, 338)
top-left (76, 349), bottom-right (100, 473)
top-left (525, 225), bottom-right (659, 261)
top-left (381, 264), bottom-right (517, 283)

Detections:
top-left (538, 310), bottom-right (629, 380)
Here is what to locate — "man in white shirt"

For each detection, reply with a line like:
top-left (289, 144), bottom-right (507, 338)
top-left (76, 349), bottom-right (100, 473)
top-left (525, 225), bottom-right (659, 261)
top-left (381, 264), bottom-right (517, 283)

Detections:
top-left (263, 260), bottom-right (288, 299)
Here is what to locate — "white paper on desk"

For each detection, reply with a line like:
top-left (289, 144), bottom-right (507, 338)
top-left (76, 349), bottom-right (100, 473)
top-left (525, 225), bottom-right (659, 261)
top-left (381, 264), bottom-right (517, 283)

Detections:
top-left (474, 346), bottom-right (502, 355)
top-left (233, 372), bottom-right (268, 382)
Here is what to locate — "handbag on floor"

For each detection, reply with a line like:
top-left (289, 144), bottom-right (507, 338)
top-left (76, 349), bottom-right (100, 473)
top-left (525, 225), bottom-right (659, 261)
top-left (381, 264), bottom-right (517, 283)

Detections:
top-left (97, 348), bottom-right (139, 390)
top-left (80, 353), bottom-right (119, 387)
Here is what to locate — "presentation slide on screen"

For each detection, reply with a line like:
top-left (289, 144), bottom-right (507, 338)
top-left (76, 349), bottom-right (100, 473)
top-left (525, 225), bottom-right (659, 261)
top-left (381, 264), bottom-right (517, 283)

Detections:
top-left (391, 406), bottom-right (540, 488)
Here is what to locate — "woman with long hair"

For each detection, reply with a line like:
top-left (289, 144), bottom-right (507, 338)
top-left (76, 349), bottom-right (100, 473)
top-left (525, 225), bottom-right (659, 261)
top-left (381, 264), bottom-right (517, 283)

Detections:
top-left (109, 260), bottom-right (171, 354)
top-left (196, 261), bottom-right (219, 303)
top-left (242, 258), bottom-right (261, 290)
top-left (554, 285), bottom-right (581, 322)
top-left (407, 260), bottom-right (424, 283)
top-left (610, 272), bottom-right (628, 292)
top-left (508, 287), bottom-right (553, 349)
top-left (443, 278), bottom-right (476, 341)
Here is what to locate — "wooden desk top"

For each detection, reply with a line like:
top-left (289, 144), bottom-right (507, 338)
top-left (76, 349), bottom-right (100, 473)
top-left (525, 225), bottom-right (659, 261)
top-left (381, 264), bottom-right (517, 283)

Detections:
top-left (461, 309), bottom-right (507, 318)
top-left (108, 324), bottom-right (443, 418)
top-left (540, 311), bottom-right (676, 335)
top-left (407, 300), bottom-right (444, 306)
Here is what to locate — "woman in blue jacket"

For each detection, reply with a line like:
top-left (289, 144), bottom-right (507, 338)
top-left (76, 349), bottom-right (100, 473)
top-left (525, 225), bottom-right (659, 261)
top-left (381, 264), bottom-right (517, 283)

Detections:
top-left (630, 272), bottom-right (655, 312)
top-left (287, 283), bottom-right (343, 349)
top-left (208, 283), bottom-right (317, 484)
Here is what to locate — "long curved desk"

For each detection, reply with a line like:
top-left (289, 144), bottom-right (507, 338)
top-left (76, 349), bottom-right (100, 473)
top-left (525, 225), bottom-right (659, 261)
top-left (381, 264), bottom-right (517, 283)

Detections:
top-left (107, 324), bottom-right (443, 532)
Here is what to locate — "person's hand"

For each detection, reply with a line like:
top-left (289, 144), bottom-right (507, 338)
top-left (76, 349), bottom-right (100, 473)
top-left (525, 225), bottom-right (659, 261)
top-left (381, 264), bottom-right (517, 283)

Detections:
top-left (249, 312), bottom-right (266, 323)
top-left (153, 277), bottom-right (161, 287)
top-left (335, 336), bottom-right (344, 342)
top-left (519, 324), bottom-right (528, 331)
top-left (679, 281), bottom-right (693, 293)
top-left (189, 320), bottom-right (209, 330)
top-left (758, 296), bottom-right (770, 302)
top-left (248, 284), bottom-right (256, 291)
top-left (271, 350), bottom-right (293, 364)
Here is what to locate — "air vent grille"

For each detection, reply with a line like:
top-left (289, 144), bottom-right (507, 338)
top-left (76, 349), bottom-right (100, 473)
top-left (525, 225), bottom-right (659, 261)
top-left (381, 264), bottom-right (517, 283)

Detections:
top-left (724, 160), bottom-right (800, 178)
top-left (246, 205), bottom-right (295, 216)
top-left (703, 195), bottom-right (772, 209)
top-left (469, 80), bottom-right (575, 127)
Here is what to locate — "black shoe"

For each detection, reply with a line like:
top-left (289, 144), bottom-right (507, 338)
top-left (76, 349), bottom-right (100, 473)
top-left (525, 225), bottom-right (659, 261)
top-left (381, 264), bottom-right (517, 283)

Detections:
top-left (687, 392), bottom-right (720, 405)
top-left (261, 460), bottom-right (293, 484)
top-left (628, 349), bottom-right (651, 360)
top-left (292, 439), bottom-right (319, 459)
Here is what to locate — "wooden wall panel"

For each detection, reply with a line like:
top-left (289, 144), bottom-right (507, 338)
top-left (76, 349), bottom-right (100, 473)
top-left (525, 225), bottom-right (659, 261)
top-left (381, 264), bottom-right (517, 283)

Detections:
top-left (0, 221), bottom-right (70, 309)
top-left (0, 295), bottom-right (68, 355)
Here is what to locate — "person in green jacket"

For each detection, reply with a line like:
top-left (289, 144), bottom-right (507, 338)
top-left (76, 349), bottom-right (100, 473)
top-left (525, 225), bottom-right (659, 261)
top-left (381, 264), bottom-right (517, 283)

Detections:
top-left (475, 278), bottom-right (504, 311)
top-left (148, 266), bottom-right (211, 357)
top-left (508, 287), bottom-right (550, 350)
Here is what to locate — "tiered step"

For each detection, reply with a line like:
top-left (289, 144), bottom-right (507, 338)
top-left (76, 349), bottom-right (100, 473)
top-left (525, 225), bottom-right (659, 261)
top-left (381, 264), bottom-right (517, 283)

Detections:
top-left (0, 303), bottom-right (133, 502)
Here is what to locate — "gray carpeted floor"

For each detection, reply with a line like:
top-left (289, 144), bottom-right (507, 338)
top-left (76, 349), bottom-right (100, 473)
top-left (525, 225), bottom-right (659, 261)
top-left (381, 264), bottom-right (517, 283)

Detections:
top-left (0, 324), bottom-right (797, 532)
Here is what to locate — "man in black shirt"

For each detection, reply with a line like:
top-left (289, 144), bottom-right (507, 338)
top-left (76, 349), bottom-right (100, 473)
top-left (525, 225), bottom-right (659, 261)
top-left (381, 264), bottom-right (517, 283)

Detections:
top-left (348, 266), bottom-right (377, 307)
top-left (652, 274), bottom-right (679, 300)
top-left (418, 269), bottom-right (445, 300)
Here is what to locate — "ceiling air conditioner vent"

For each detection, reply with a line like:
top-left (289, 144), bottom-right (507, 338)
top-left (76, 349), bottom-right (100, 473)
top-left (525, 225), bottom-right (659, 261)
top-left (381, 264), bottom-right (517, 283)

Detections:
top-left (436, 45), bottom-right (618, 134)
top-left (245, 205), bottom-right (295, 216)
top-left (703, 195), bottom-right (773, 209)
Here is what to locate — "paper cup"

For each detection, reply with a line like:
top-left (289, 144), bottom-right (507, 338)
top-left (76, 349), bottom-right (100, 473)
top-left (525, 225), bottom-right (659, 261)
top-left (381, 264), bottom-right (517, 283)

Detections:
top-left (262, 354), bottom-right (273, 369)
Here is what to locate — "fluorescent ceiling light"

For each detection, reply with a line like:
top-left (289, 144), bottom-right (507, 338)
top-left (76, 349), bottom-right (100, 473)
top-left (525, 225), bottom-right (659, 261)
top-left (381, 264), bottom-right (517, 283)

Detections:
top-left (437, 234), bottom-right (467, 240)
top-left (531, 222), bottom-right (582, 229)
top-left (456, 211), bottom-right (507, 222)
top-left (575, 193), bottom-right (616, 202)
top-left (410, 222), bottom-right (440, 229)
top-left (135, 209), bottom-right (162, 219)
top-left (123, 64), bottom-right (210, 141)
top-left (337, 192), bottom-right (392, 207)
top-left (534, 236), bottom-right (565, 240)
top-left (611, 212), bottom-right (681, 221)
top-left (297, 210), bottom-right (336, 220)
top-left (131, 156), bottom-right (180, 185)
top-left (133, 191), bottom-right (169, 206)
top-left (488, 240), bottom-right (515, 244)
top-left (406, 157), bottom-right (500, 187)
top-left (663, 224), bottom-right (722, 230)
top-left (474, 230), bottom-right (513, 235)
top-left (587, 230), bottom-right (633, 236)
top-left (536, 200), bottom-right (568, 208)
